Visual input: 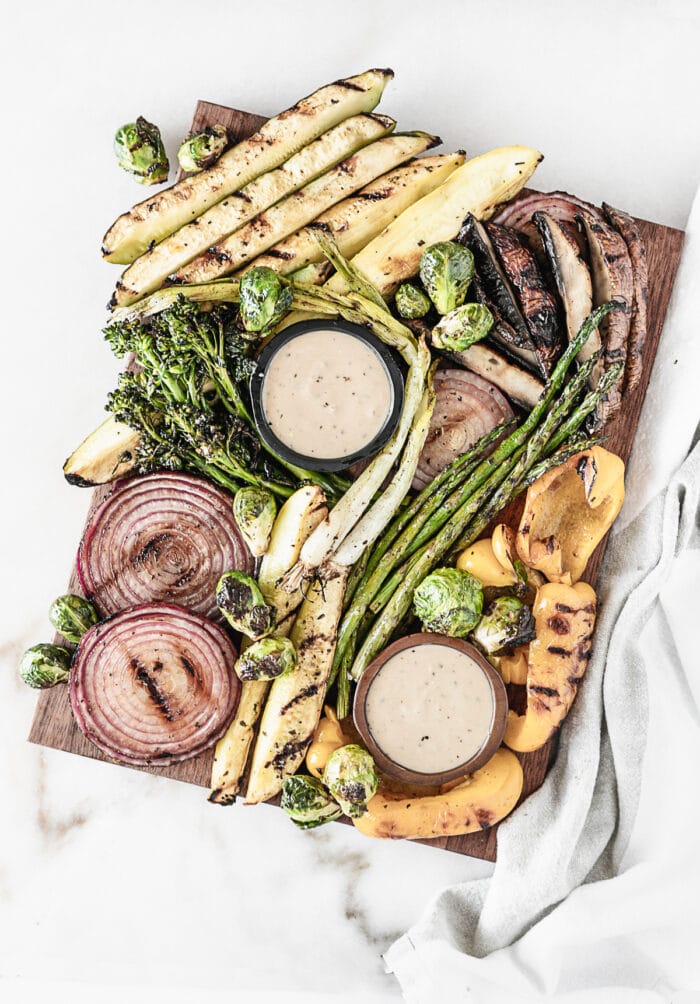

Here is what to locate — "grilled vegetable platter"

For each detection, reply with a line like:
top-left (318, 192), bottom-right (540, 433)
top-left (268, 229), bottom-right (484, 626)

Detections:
top-left (26, 68), bottom-right (679, 855)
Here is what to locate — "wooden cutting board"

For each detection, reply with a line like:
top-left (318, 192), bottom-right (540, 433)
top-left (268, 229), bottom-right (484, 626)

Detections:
top-left (29, 100), bottom-right (685, 861)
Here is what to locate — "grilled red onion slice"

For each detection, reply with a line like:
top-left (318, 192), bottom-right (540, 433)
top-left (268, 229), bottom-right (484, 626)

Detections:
top-left (77, 473), bottom-right (252, 621)
top-left (493, 190), bottom-right (603, 261)
top-left (412, 369), bottom-right (514, 490)
top-left (70, 603), bottom-right (240, 765)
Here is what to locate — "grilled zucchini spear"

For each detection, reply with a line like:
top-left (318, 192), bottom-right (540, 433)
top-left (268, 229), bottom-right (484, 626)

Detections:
top-left (244, 153), bottom-right (465, 280)
top-left (102, 68), bottom-right (394, 264)
top-left (326, 145), bottom-right (543, 298)
top-left (209, 486), bottom-right (328, 805)
top-left (171, 132), bottom-right (440, 285)
top-left (114, 113), bottom-right (396, 307)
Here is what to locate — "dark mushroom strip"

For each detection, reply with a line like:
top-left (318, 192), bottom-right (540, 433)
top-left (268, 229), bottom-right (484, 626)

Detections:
top-left (485, 221), bottom-right (563, 376)
top-left (602, 202), bottom-right (649, 393)
top-left (576, 213), bottom-right (633, 424)
top-left (533, 211), bottom-right (603, 390)
top-left (458, 214), bottom-right (542, 376)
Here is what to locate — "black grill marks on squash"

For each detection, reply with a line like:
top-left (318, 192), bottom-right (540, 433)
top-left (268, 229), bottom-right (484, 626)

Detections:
top-left (530, 684), bottom-right (559, 698)
top-left (547, 615), bottom-right (571, 635)
top-left (270, 737), bottom-right (312, 772)
top-left (280, 684), bottom-right (319, 715)
top-left (132, 657), bottom-right (174, 720)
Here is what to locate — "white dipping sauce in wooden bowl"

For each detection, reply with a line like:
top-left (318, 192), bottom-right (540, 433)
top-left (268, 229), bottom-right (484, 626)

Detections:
top-left (261, 328), bottom-right (393, 460)
top-left (353, 634), bottom-right (508, 785)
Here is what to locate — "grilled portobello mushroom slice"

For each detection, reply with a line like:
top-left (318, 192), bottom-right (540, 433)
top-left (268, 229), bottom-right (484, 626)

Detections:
top-left (576, 212), bottom-right (633, 424)
top-left (533, 211), bottom-right (603, 391)
top-left (458, 214), bottom-right (542, 376)
top-left (602, 202), bottom-right (649, 394)
top-left (485, 221), bottom-right (563, 376)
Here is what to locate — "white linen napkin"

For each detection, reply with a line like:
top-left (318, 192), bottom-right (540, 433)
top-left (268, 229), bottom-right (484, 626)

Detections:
top-left (384, 188), bottom-right (700, 1003)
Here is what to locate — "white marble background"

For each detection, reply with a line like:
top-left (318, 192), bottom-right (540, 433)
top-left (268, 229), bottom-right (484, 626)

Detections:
top-left (2, 1), bottom-right (699, 1001)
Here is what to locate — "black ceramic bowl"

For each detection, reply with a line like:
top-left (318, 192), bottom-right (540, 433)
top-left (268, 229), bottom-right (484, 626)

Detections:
top-left (249, 319), bottom-right (405, 473)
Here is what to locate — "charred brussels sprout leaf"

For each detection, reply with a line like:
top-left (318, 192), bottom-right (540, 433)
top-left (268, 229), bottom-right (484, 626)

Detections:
top-left (239, 267), bottom-right (293, 337)
top-left (419, 241), bottom-right (475, 315)
top-left (232, 486), bottom-right (277, 558)
top-left (19, 644), bottom-right (72, 689)
top-left (471, 595), bottom-right (535, 655)
top-left (281, 775), bottom-right (342, 829)
top-left (177, 125), bottom-right (230, 173)
top-left (235, 636), bottom-right (296, 681)
top-left (413, 567), bottom-right (484, 637)
top-left (216, 571), bottom-right (275, 639)
top-left (48, 594), bottom-right (100, 644)
top-left (394, 282), bottom-right (431, 320)
top-left (114, 117), bottom-right (169, 185)
top-left (431, 302), bottom-right (493, 352)
top-left (323, 744), bottom-right (378, 818)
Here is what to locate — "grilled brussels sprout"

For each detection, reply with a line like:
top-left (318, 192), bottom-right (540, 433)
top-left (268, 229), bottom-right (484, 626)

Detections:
top-left (239, 267), bottom-right (293, 337)
top-left (19, 644), bottom-right (72, 689)
top-left (48, 594), bottom-right (99, 644)
top-left (413, 567), bottom-right (484, 637)
top-left (394, 282), bottom-right (431, 320)
top-left (235, 636), bottom-right (296, 681)
top-left (323, 744), bottom-right (378, 818)
top-left (114, 117), bottom-right (169, 185)
top-left (281, 774), bottom-right (342, 829)
top-left (431, 302), bottom-right (494, 352)
top-left (216, 571), bottom-right (275, 640)
top-left (232, 486), bottom-right (277, 558)
top-left (177, 124), bottom-right (230, 173)
top-left (419, 241), bottom-right (475, 315)
top-left (471, 596), bottom-right (536, 656)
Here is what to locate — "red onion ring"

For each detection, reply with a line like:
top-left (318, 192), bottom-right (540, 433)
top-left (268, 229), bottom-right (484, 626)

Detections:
top-left (70, 603), bottom-right (240, 765)
top-left (413, 370), bottom-right (514, 490)
top-left (77, 473), bottom-right (252, 621)
top-left (493, 190), bottom-right (603, 260)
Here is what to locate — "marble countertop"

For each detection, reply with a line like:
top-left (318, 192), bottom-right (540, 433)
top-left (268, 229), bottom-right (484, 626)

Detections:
top-left (2, 1), bottom-right (699, 1000)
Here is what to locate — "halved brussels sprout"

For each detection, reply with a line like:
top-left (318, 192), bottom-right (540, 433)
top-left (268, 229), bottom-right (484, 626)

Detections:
top-left (281, 775), bottom-right (342, 829)
top-left (48, 594), bottom-right (99, 644)
top-left (216, 571), bottom-right (275, 639)
top-left (431, 302), bottom-right (493, 352)
top-left (395, 282), bottom-right (431, 320)
top-left (239, 267), bottom-right (293, 337)
top-left (413, 567), bottom-right (484, 637)
top-left (235, 636), bottom-right (296, 681)
top-left (177, 125), bottom-right (230, 173)
top-left (419, 241), bottom-right (475, 315)
top-left (323, 744), bottom-right (378, 818)
top-left (19, 644), bottom-right (72, 689)
top-left (114, 117), bottom-right (169, 185)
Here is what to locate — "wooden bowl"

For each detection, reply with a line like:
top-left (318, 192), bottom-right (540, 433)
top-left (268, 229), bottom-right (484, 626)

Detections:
top-left (352, 633), bottom-right (508, 786)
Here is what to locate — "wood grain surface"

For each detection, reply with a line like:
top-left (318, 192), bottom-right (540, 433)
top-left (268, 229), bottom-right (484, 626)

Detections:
top-left (29, 100), bottom-right (685, 861)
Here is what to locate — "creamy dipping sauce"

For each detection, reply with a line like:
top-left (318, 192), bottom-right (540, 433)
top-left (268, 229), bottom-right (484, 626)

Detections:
top-left (261, 329), bottom-right (393, 459)
top-left (364, 644), bottom-right (495, 773)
